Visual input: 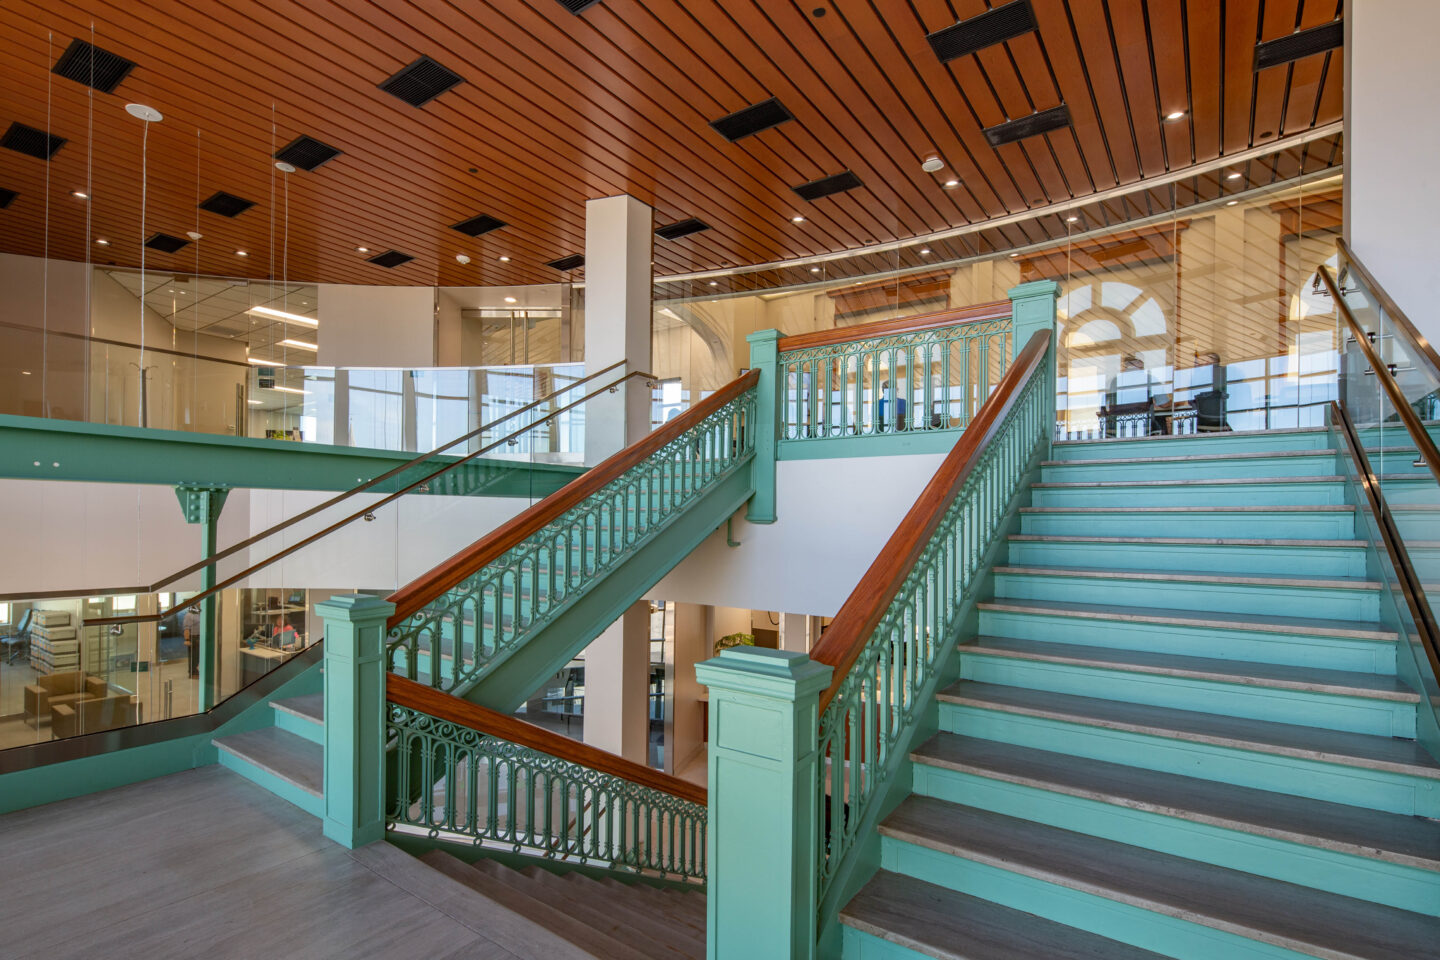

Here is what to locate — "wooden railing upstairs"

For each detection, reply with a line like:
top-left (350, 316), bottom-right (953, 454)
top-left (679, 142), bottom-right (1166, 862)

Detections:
top-left (385, 369), bottom-right (760, 693)
top-left (386, 673), bottom-right (707, 881)
top-left (807, 329), bottom-right (1055, 919)
top-left (774, 301), bottom-right (1014, 444)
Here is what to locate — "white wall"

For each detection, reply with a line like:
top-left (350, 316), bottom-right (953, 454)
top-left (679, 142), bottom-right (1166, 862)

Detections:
top-left (646, 453), bottom-right (946, 617)
top-left (1347, 1), bottom-right (1440, 339)
top-left (317, 285), bottom-right (436, 367)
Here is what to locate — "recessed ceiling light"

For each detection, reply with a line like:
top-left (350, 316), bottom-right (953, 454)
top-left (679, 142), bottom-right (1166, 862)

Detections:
top-left (235, 250), bottom-right (248, 257)
top-left (498, 255), bottom-right (510, 262)
top-left (709, 281), bottom-right (719, 287)
top-left (245, 357), bottom-right (277, 365)
top-left (71, 190), bottom-right (87, 199)
top-left (919, 247), bottom-right (931, 255)
top-left (1226, 171), bottom-right (1242, 180)
top-left (1165, 110), bottom-right (1186, 121)
top-left (247, 306), bottom-right (318, 327)
top-left (944, 179), bottom-right (960, 188)
top-left (278, 338), bottom-right (318, 350)
top-left (95, 238), bottom-right (109, 245)
top-left (21, 370), bottom-right (31, 376)
top-left (504, 296), bottom-right (517, 304)
top-left (1009, 252), bottom-right (1020, 258)
top-left (356, 246), bottom-right (369, 253)
top-left (271, 385), bottom-right (308, 395)
top-left (247, 399), bottom-right (263, 405)
top-left (1066, 215), bottom-right (1079, 223)
top-left (1226, 200), bottom-right (1239, 206)
top-left (810, 267), bottom-right (821, 273)
top-left (791, 215), bottom-right (805, 223)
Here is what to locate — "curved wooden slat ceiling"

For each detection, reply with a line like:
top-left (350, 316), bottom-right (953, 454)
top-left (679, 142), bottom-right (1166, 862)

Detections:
top-left (0, 0), bottom-right (1343, 287)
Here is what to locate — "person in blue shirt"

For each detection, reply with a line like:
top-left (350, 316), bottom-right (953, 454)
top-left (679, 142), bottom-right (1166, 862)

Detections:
top-left (877, 380), bottom-right (907, 431)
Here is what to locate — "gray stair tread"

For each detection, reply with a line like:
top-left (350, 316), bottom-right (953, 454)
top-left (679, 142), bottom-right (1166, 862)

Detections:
top-left (840, 870), bottom-right (1171, 960)
top-left (421, 853), bottom-right (645, 959)
top-left (914, 734), bottom-right (1440, 870)
top-left (1033, 475), bottom-right (1344, 487)
top-left (881, 796), bottom-right (1440, 960)
top-left (589, 875), bottom-right (706, 927)
top-left (964, 637), bottom-right (1417, 701)
top-left (212, 727), bottom-right (323, 797)
top-left (938, 682), bottom-right (1440, 778)
top-left (271, 692), bottom-right (324, 723)
top-left (978, 598), bottom-right (1396, 641)
top-left (520, 868), bottom-right (703, 956)
top-left (1010, 534), bottom-right (1365, 548)
top-left (1022, 504), bottom-right (1354, 513)
top-left (994, 565), bottom-right (1380, 591)
top-left (1043, 449), bottom-right (1336, 466)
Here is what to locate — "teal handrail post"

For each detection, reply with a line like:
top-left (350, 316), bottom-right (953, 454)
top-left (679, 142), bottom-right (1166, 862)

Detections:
top-left (174, 485), bottom-right (229, 711)
top-left (317, 593), bottom-right (395, 848)
top-left (697, 647), bottom-right (833, 960)
top-left (746, 329), bottom-right (782, 523)
top-left (1009, 279), bottom-right (1061, 445)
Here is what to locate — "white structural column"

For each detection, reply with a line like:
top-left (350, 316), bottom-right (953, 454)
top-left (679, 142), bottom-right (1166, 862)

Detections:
top-left (583, 194), bottom-right (654, 463)
top-left (581, 195), bottom-right (655, 762)
top-left (1347, 1), bottom-right (1440, 340)
top-left (779, 611), bottom-right (810, 653)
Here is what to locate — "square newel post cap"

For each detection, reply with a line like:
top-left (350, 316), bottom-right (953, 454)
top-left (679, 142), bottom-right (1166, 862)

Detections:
top-left (745, 328), bottom-right (782, 346)
top-left (1008, 279), bottom-right (1061, 302)
top-left (315, 593), bottom-right (396, 623)
top-left (696, 647), bottom-right (832, 702)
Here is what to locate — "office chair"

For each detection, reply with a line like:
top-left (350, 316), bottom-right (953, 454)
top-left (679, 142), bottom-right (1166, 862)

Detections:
top-left (2, 609), bottom-right (33, 665)
top-left (1194, 390), bottom-right (1230, 432)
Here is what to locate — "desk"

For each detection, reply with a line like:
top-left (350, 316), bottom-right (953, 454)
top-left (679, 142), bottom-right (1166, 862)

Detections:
top-left (240, 645), bottom-right (287, 687)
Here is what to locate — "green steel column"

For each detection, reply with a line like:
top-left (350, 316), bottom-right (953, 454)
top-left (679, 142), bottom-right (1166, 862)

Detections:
top-left (316, 592), bottom-right (395, 849)
top-left (696, 647), bottom-right (833, 960)
top-left (1008, 279), bottom-right (1060, 361)
top-left (745, 329), bottom-right (781, 523)
top-left (174, 485), bottom-right (229, 711)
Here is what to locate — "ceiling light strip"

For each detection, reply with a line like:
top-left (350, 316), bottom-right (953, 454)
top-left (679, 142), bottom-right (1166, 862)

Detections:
top-left (657, 121), bottom-right (1342, 283)
top-left (247, 305), bottom-right (318, 326)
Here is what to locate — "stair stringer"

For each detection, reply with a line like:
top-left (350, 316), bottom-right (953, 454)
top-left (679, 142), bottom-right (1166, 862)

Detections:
top-left (459, 464), bottom-right (757, 715)
top-left (814, 448), bottom-right (1046, 958)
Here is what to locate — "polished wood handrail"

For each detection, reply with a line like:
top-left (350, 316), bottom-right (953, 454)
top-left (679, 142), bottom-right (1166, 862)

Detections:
top-left (809, 330), bottom-right (1052, 714)
top-left (386, 368), bottom-right (761, 626)
top-left (1336, 238), bottom-right (1440, 381)
top-left (386, 674), bottom-right (707, 805)
top-left (775, 301), bottom-right (1012, 353)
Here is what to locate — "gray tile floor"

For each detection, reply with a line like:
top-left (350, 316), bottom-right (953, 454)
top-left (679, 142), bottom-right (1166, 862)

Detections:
top-left (0, 766), bottom-right (521, 959)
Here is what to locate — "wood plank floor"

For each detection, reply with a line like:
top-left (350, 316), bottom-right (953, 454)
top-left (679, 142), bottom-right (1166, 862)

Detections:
top-left (0, 766), bottom-right (523, 959)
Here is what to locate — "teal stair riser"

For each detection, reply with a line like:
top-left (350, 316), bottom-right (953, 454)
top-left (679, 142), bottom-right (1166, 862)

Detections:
top-left (215, 749), bottom-right (324, 818)
top-left (937, 703), bottom-right (1440, 818)
top-left (1378, 481), bottom-right (1440, 506)
top-left (880, 837), bottom-right (1312, 960)
top-left (272, 708), bottom-right (324, 746)
top-left (911, 762), bottom-right (1440, 917)
top-left (994, 573), bottom-right (1380, 622)
top-left (1020, 512), bottom-right (1356, 539)
top-left (958, 655), bottom-right (1415, 738)
top-left (1040, 456), bottom-right (1342, 483)
top-left (1030, 482), bottom-right (1348, 508)
top-left (978, 609), bottom-right (1397, 675)
top-left (1005, 540), bottom-right (1369, 578)
top-left (1388, 511), bottom-right (1440, 539)
top-left (839, 926), bottom-right (937, 960)
top-left (1051, 432), bottom-right (1329, 460)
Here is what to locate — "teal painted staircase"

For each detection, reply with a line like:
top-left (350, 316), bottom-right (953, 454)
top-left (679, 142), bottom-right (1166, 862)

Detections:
top-left (839, 428), bottom-right (1440, 960)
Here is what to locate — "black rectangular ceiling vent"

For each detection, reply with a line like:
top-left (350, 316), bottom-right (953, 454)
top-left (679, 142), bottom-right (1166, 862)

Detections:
top-left (369, 249), bottom-right (414, 268)
top-left (0, 187), bottom-right (16, 209)
top-left (199, 191), bottom-right (255, 218)
top-left (710, 98), bottom-right (794, 142)
top-left (53, 38), bottom-right (136, 93)
top-left (275, 135), bottom-right (342, 171)
top-left (1255, 20), bottom-right (1344, 70)
top-left (792, 171), bottom-right (864, 202)
top-left (555, 0), bottom-right (603, 13)
top-left (984, 104), bottom-right (1071, 146)
top-left (380, 55), bottom-right (464, 108)
top-left (451, 213), bottom-right (506, 237)
top-left (927, 0), bottom-right (1036, 63)
top-left (1, 123), bottom-right (66, 161)
top-left (655, 218), bottom-right (711, 241)
top-left (547, 254), bottom-right (585, 271)
top-left (144, 233), bottom-right (190, 254)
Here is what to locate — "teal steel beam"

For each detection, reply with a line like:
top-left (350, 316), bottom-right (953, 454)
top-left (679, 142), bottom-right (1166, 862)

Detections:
top-left (175, 485), bottom-right (229, 710)
top-left (746, 329), bottom-right (781, 523)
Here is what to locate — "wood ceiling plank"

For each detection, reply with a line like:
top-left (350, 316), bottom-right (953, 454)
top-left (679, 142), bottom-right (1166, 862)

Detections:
top-left (1251, 0), bottom-right (1305, 146)
top-left (1005, 32), bottom-right (1098, 196)
top-left (1279, 0), bottom-right (1341, 135)
top-left (1061, 0), bottom-right (1145, 184)
top-left (1221, 0), bottom-right (1263, 152)
top-left (1147, 0), bottom-right (1194, 168)
top-left (1107, 0), bottom-right (1169, 177)
top-left (1186, 0), bottom-right (1224, 163)
top-left (1028, 0), bottom-right (1129, 188)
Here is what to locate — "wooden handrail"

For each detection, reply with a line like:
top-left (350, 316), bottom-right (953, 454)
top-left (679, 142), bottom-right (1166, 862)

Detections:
top-left (386, 674), bottom-right (707, 806)
top-left (775, 300), bottom-right (1011, 353)
top-left (1336, 238), bottom-right (1440, 382)
top-left (387, 368), bottom-right (761, 626)
top-left (809, 330), bottom-right (1052, 714)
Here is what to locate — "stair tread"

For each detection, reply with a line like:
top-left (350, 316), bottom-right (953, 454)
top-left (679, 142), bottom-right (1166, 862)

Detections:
top-left (994, 565), bottom-right (1381, 591)
top-left (881, 796), bottom-right (1440, 960)
top-left (1043, 449), bottom-right (1337, 467)
top-left (964, 637), bottom-right (1417, 701)
top-left (938, 681), bottom-right (1440, 778)
top-left (1022, 504), bottom-right (1354, 513)
top-left (913, 734), bottom-right (1440, 870)
top-left (271, 692), bottom-right (324, 724)
top-left (840, 870), bottom-right (1171, 960)
top-left (1010, 534), bottom-right (1365, 547)
top-left (212, 727), bottom-right (323, 797)
top-left (506, 865), bottom-right (703, 957)
top-left (1033, 475), bottom-right (1344, 487)
top-left (978, 599), bottom-right (1397, 641)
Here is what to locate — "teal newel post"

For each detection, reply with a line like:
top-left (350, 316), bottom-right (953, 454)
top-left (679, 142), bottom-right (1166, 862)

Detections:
top-left (316, 593), bottom-right (395, 849)
top-left (745, 329), bottom-right (781, 523)
top-left (174, 485), bottom-right (229, 711)
top-left (1008, 279), bottom-right (1061, 448)
top-left (696, 648), bottom-right (833, 960)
